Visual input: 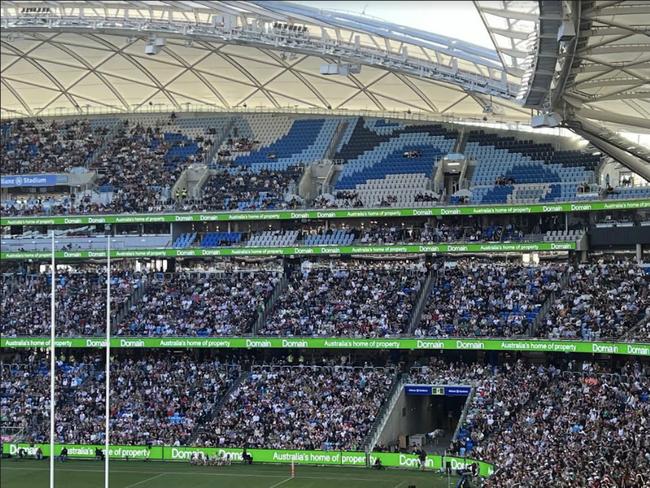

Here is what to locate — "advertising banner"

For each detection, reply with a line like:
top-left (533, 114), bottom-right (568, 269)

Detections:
top-left (444, 386), bottom-right (472, 396)
top-left (370, 452), bottom-right (494, 477)
top-left (1, 198), bottom-right (647, 226)
top-left (0, 241), bottom-right (577, 261)
top-left (0, 174), bottom-right (66, 188)
top-left (1, 443), bottom-right (493, 475)
top-left (164, 447), bottom-right (366, 466)
top-left (1, 337), bottom-right (648, 356)
top-left (2, 443), bottom-right (162, 460)
top-left (404, 385), bottom-right (462, 396)
top-left (404, 385), bottom-right (435, 396)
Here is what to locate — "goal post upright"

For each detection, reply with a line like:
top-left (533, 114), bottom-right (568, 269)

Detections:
top-left (49, 230), bottom-right (55, 488)
top-left (105, 231), bottom-right (111, 488)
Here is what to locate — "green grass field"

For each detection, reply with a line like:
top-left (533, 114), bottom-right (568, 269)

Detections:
top-left (1, 459), bottom-right (461, 488)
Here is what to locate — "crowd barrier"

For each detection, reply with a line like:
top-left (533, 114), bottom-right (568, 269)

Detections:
top-left (1, 198), bottom-right (647, 227)
top-left (1, 337), bottom-right (648, 356)
top-left (2, 443), bottom-right (494, 477)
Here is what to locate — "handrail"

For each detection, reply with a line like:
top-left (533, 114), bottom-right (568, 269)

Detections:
top-left (408, 270), bottom-right (435, 334)
top-left (451, 385), bottom-right (476, 445)
top-left (189, 366), bottom-right (245, 445)
top-left (253, 273), bottom-right (288, 335)
top-left (529, 266), bottom-right (570, 336)
top-left (363, 372), bottom-right (404, 452)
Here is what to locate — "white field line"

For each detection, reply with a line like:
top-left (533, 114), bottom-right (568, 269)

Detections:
top-left (1, 466), bottom-right (395, 483)
top-left (122, 473), bottom-right (166, 488)
top-left (268, 477), bottom-right (294, 488)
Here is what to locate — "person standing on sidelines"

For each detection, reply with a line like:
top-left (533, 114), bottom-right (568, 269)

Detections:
top-left (419, 448), bottom-right (427, 470)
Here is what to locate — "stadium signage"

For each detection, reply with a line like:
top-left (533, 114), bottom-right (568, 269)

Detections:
top-left (1, 443), bottom-right (493, 475)
top-left (592, 344), bottom-right (619, 354)
top-left (444, 386), bottom-right (472, 396)
top-left (3, 443), bottom-right (162, 460)
top-left (0, 174), bottom-right (65, 188)
top-left (404, 385), bottom-right (435, 395)
top-left (404, 385), bottom-right (446, 396)
top-left (1, 198), bottom-right (647, 227)
top-left (1, 337), bottom-right (648, 356)
top-left (0, 241), bottom-right (578, 261)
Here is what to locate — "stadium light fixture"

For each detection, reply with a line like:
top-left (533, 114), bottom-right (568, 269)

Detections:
top-left (144, 36), bottom-right (165, 55)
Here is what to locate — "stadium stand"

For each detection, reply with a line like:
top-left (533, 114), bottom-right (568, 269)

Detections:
top-left (540, 258), bottom-right (648, 340)
top-left (110, 353), bottom-right (240, 446)
top-left (197, 363), bottom-right (396, 450)
top-left (2, 2), bottom-right (650, 487)
top-left (260, 260), bottom-right (426, 337)
top-left (1, 352), bottom-right (50, 443)
top-left (2, 114), bottom-right (647, 218)
top-left (415, 260), bottom-right (565, 338)
top-left (246, 230), bottom-right (299, 247)
top-left (1, 267), bottom-right (143, 337)
top-left (1, 352), bottom-right (105, 444)
top-left (1, 118), bottom-right (114, 174)
top-left (229, 118), bottom-right (338, 171)
top-left (90, 122), bottom-right (206, 213)
top-left (199, 166), bottom-right (303, 211)
top-left (467, 130), bottom-right (600, 204)
top-left (199, 232), bottom-right (243, 248)
top-left (114, 271), bottom-right (279, 336)
top-left (410, 358), bottom-right (650, 487)
top-left (331, 119), bottom-right (457, 208)
top-left (302, 229), bottom-right (355, 246)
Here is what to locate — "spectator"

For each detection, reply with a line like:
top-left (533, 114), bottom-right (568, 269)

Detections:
top-left (541, 258), bottom-right (648, 340)
top-left (260, 260), bottom-right (425, 337)
top-left (199, 363), bottom-right (396, 450)
top-left (416, 260), bottom-right (565, 337)
top-left (115, 271), bottom-right (278, 337)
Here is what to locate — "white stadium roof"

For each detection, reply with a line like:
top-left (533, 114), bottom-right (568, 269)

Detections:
top-left (0, 0), bottom-right (648, 176)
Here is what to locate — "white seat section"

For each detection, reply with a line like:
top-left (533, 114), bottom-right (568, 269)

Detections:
top-left (246, 230), bottom-right (299, 247)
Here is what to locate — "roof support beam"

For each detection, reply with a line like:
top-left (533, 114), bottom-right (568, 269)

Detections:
top-left (576, 61), bottom-right (650, 73)
top-left (589, 18), bottom-right (650, 36)
top-left (584, 6), bottom-right (650, 17)
top-left (393, 72), bottom-right (438, 112)
top-left (567, 124), bottom-right (650, 181)
top-left (1, 78), bottom-right (34, 116)
top-left (565, 104), bottom-right (650, 131)
top-left (579, 44), bottom-right (650, 55)
top-left (574, 77), bottom-right (650, 88)
top-left (478, 7), bottom-right (538, 22)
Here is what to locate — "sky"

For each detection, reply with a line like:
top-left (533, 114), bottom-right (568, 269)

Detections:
top-left (293, 1), bottom-right (494, 49)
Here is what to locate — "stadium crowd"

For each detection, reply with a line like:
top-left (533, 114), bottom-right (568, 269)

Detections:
top-left (3, 349), bottom-right (649, 488)
top-left (54, 353), bottom-right (106, 444)
top-left (358, 223), bottom-right (525, 245)
top-left (259, 260), bottom-right (426, 337)
top-left (540, 259), bottom-right (649, 341)
top-left (115, 271), bottom-right (279, 337)
top-left (90, 123), bottom-right (204, 214)
top-left (1, 267), bottom-right (142, 337)
top-left (198, 363), bottom-right (395, 450)
top-left (110, 353), bottom-right (240, 446)
top-left (0, 352), bottom-right (50, 443)
top-left (1, 119), bottom-right (108, 174)
top-left (196, 166), bottom-right (303, 211)
top-left (415, 260), bottom-right (565, 337)
top-left (0, 352), bottom-right (106, 444)
top-left (412, 358), bottom-right (650, 487)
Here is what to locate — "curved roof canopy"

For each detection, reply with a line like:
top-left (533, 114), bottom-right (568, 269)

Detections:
top-left (1, 0), bottom-right (532, 122)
